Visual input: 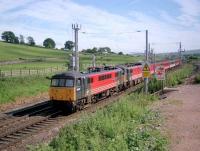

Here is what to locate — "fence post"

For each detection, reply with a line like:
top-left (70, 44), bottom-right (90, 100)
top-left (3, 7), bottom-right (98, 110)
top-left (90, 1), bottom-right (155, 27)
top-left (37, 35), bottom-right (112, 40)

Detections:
top-left (29, 69), bottom-right (30, 75)
top-left (51, 67), bottom-right (52, 73)
top-left (20, 69), bottom-right (22, 76)
top-left (11, 69), bottom-right (12, 77)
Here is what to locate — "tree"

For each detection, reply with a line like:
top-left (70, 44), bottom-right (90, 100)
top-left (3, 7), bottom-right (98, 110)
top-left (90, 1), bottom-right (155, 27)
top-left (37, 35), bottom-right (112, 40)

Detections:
top-left (27, 36), bottom-right (35, 46)
top-left (98, 47), bottom-right (106, 54)
top-left (81, 47), bottom-right (98, 53)
top-left (19, 35), bottom-right (25, 44)
top-left (64, 41), bottom-right (74, 50)
top-left (1, 31), bottom-right (16, 43)
top-left (98, 47), bottom-right (112, 54)
top-left (14, 36), bottom-right (19, 44)
top-left (43, 38), bottom-right (56, 48)
top-left (104, 47), bottom-right (111, 53)
top-left (118, 51), bottom-right (123, 55)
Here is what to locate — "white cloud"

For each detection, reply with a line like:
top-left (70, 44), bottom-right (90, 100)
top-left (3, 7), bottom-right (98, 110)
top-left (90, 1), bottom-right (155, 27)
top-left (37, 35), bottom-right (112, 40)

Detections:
top-left (172, 0), bottom-right (200, 26)
top-left (173, 0), bottom-right (200, 16)
top-left (0, 0), bottom-right (200, 53)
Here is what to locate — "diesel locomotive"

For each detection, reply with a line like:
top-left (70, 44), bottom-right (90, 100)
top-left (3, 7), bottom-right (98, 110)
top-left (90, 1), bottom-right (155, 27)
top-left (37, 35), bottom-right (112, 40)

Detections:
top-left (49, 59), bottom-right (181, 111)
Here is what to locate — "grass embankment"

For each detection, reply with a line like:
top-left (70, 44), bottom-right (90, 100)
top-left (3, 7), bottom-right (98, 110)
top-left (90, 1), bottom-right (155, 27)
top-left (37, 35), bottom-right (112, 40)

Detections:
top-left (32, 94), bottom-right (167, 151)
top-left (149, 64), bottom-right (193, 93)
top-left (0, 76), bottom-right (50, 104)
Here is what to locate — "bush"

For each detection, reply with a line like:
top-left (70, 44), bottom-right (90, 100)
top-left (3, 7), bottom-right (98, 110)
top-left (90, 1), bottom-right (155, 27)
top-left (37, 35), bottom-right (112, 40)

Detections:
top-left (194, 74), bottom-right (200, 84)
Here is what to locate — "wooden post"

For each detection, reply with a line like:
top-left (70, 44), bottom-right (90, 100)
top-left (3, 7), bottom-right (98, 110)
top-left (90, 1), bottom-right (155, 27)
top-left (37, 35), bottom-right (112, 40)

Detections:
top-left (161, 80), bottom-right (164, 94)
top-left (11, 69), bottom-right (12, 77)
top-left (29, 69), bottom-right (30, 75)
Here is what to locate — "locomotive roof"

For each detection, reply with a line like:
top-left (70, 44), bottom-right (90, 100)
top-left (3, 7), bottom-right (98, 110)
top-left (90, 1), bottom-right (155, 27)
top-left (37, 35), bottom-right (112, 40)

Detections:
top-left (51, 68), bottom-right (122, 79)
top-left (51, 71), bottom-right (84, 79)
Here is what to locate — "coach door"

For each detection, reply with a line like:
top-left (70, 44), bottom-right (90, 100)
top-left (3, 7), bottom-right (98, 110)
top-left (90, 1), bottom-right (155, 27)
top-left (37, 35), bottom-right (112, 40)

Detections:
top-left (127, 69), bottom-right (131, 81)
top-left (76, 77), bottom-right (86, 100)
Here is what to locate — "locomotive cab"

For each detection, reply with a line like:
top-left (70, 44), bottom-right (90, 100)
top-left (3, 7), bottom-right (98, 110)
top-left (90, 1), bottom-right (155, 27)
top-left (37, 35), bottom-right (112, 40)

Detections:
top-left (49, 71), bottom-right (85, 103)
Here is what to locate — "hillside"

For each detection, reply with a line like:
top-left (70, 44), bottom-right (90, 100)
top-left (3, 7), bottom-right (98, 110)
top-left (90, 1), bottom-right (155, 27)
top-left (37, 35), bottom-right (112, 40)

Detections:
top-left (0, 41), bottom-right (69, 61)
top-left (0, 42), bottom-right (142, 71)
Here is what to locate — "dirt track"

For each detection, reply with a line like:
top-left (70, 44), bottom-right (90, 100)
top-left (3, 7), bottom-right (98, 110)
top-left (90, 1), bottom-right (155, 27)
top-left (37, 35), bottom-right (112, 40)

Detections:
top-left (160, 84), bottom-right (200, 151)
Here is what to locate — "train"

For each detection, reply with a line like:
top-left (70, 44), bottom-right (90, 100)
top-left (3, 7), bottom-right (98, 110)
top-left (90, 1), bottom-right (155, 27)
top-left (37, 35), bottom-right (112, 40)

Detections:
top-left (49, 59), bottom-right (181, 112)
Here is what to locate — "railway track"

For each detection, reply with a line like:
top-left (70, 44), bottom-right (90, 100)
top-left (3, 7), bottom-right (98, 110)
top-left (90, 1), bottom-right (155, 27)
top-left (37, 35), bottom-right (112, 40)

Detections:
top-left (0, 83), bottom-right (143, 151)
top-left (0, 101), bottom-right (64, 150)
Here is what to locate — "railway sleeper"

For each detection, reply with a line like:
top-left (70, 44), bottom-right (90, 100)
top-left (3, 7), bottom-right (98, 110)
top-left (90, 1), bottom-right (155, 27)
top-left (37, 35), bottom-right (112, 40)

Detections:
top-left (0, 137), bottom-right (13, 142)
top-left (0, 117), bottom-right (46, 138)
top-left (0, 117), bottom-right (24, 128)
top-left (6, 135), bottom-right (21, 139)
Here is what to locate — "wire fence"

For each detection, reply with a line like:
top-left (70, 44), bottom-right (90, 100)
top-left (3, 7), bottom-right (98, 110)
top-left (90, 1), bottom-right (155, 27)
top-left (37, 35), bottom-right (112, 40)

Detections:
top-left (0, 66), bottom-right (67, 78)
top-left (0, 63), bottom-right (116, 78)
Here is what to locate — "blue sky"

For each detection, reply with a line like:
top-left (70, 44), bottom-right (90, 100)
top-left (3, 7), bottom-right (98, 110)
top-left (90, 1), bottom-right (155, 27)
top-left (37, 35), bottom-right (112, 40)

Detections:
top-left (0, 0), bottom-right (200, 53)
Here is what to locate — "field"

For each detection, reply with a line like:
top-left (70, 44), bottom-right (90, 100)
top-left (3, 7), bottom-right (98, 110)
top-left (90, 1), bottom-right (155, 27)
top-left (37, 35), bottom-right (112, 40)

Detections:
top-left (0, 41), bottom-right (142, 71)
top-left (0, 75), bottom-right (50, 104)
top-left (0, 41), bottom-right (68, 61)
top-left (31, 94), bottom-right (167, 151)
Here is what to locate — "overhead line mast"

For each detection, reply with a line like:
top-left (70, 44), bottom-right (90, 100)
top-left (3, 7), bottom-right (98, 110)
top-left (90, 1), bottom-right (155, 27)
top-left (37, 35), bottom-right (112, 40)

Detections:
top-left (72, 24), bottom-right (81, 72)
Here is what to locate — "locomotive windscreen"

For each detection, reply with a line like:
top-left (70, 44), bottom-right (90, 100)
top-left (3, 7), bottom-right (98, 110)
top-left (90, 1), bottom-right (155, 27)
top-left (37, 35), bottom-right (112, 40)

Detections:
top-left (51, 79), bottom-right (74, 87)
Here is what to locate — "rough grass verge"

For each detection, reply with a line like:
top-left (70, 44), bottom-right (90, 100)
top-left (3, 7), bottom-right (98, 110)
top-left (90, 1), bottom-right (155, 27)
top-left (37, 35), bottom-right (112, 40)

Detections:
top-left (0, 75), bottom-right (50, 104)
top-left (30, 94), bottom-right (168, 151)
top-left (149, 64), bottom-right (193, 93)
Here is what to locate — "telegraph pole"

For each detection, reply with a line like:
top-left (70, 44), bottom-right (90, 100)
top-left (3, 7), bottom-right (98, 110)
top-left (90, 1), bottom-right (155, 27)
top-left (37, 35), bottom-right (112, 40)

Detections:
top-left (144, 30), bottom-right (149, 94)
top-left (72, 24), bottom-right (81, 72)
top-left (153, 53), bottom-right (156, 74)
top-left (179, 42), bottom-right (182, 61)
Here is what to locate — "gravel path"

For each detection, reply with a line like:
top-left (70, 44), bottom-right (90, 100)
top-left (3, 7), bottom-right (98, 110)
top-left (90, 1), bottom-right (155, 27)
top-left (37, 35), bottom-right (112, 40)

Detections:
top-left (160, 84), bottom-right (200, 151)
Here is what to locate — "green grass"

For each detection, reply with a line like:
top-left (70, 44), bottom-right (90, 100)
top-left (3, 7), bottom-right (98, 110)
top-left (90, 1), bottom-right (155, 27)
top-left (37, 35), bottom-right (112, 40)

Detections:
top-left (0, 60), bottom-right (66, 71)
top-left (149, 64), bottom-right (193, 93)
top-left (31, 94), bottom-right (167, 151)
top-left (0, 76), bottom-right (50, 104)
top-left (0, 41), bottom-right (69, 61)
top-left (166, 64), bottom-right (193, 86)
